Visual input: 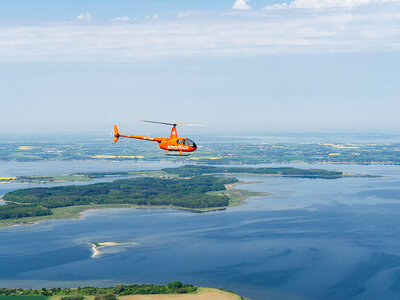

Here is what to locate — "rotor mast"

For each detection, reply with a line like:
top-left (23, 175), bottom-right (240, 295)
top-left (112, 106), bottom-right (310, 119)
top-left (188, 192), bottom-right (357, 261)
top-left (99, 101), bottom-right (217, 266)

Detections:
top-left (170, 125), bottom-right (178, 139)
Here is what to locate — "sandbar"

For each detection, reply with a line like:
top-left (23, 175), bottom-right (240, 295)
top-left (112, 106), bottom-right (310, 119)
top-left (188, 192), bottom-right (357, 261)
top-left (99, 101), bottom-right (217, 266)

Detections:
top-left (90, 242), bottom-right (137, 258)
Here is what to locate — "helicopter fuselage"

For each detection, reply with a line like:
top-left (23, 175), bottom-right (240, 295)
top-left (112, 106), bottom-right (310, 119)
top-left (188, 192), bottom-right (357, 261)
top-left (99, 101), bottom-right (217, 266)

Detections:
top-left (113, 125), bottom-right (197, 155)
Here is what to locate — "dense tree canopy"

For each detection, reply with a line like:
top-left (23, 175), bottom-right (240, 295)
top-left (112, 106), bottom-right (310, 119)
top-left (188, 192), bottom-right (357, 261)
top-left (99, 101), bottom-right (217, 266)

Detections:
top-left (0, 282), bottom-right (197, 296)
top-left (0, 204), bottom-right (51, 220)
top-left (2, 176), bottom-right (237, 219)
top-left (162, 165), bottom-right (343, 179)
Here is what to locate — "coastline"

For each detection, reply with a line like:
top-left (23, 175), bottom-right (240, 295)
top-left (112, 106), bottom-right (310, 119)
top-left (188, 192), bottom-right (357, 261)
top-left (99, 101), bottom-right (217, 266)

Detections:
top-left (1, 165), bottom-right (375, 229)
top-left (207, 172), bottom-right (380, 178)
top-left (0, 286), bottom-right (244, 300)
top-left (0, 182), bottom-right (267, 229)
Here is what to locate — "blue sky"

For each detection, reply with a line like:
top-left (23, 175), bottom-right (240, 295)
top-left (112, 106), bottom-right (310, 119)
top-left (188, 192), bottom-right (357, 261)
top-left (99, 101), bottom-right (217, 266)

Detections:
top-left (0, 0), bottom-right (282, 23)
top-left (1, 0), bottom-right (400, 135)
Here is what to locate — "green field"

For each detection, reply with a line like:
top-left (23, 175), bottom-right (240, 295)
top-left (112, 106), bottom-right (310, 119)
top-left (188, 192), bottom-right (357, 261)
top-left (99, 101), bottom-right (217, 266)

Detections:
top-left (206, 182), bottom-right (270, 208)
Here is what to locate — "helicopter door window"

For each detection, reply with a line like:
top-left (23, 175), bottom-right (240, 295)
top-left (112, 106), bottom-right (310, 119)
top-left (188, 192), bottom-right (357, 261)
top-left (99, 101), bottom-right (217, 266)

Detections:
top-left (187, 138), bottom-right (195, 147)
top-left (182, 139), bottom-right (189, 146)
top-left (176, 139), bottom-right (182, 145)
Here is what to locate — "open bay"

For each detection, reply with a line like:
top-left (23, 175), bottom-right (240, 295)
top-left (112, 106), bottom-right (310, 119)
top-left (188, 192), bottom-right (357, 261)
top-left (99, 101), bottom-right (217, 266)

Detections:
top-left (1, 161), bottom-right (400, 299)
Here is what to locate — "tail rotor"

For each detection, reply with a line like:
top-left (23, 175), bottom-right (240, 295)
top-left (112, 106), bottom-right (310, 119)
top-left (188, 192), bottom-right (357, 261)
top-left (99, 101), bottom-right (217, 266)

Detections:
top-left (113, 125), bottom-right (120, 143)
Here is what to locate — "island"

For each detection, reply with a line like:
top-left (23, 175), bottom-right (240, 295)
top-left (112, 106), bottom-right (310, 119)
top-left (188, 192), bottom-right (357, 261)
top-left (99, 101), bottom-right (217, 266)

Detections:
top-left (0, 283), bottom-right (245, 300)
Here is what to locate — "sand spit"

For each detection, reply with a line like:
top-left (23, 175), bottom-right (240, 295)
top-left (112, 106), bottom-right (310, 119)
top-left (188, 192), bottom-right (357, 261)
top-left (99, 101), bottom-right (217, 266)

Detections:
top-left (118, 287), bottom-right (242, 300)
top-left (90, 242), bottom-right (137, 258)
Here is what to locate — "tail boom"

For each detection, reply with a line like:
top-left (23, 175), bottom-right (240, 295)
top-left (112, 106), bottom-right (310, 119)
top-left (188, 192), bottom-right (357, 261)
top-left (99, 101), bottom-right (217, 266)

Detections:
top-left (113, 125), bottom-right (165, 143)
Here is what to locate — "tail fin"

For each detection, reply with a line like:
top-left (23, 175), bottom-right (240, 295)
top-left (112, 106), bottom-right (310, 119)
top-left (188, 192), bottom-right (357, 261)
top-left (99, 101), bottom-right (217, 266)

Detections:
top-left (113, 125), bottom-right (120, 143)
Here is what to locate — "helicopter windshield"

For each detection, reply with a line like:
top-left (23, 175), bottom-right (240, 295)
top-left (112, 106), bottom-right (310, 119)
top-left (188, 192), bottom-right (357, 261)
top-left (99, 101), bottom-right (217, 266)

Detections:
top-left (187, 138), bottom-right (196, 147)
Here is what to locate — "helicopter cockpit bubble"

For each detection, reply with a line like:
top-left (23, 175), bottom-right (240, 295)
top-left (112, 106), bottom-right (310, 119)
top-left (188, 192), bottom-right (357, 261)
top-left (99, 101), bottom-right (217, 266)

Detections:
top-left (187, 138), bottom-right (196, 147)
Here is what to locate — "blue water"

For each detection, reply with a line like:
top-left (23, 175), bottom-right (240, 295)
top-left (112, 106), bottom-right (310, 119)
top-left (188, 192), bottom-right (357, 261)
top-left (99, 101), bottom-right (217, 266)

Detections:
top-left (1, 162), bottom-right (400, 300)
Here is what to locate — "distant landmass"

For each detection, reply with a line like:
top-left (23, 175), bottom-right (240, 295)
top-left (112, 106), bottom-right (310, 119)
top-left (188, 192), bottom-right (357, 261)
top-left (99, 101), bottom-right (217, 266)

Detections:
top-left (1, 138), bottom-right (400, 165)
top-left (162, 165), bottom-right (346, 179)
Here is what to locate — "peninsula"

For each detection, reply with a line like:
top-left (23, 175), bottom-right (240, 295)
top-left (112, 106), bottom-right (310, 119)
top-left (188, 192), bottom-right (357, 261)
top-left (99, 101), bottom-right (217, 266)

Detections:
top-left (0, 165), bottom-right (372, 227)
top-left (0, 173), bottom-right (264, 227)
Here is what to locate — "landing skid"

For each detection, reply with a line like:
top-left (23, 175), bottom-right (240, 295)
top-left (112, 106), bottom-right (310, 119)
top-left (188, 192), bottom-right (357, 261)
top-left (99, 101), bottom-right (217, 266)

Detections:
top-left (166, 150), bottom-right (190, 156)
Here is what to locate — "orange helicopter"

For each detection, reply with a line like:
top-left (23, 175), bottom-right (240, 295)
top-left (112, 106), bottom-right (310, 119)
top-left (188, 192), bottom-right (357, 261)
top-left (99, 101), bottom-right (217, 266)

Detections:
top-left (113, 120), bottom-right (205, 156)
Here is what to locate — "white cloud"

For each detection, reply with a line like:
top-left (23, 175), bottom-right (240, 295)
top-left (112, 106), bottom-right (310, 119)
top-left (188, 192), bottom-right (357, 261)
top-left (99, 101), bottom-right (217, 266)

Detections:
top-left (145, 14), bottom-right (159, 20)
top-left (76, 12), bottom-right (92, 21)
top-left (110, 16), bottom-right (131, 22)
top-left (264, 0), bottom-right (399, 9)
top-left (233, 0), bottom-right (251, 10)
top-left (0, 2), bottom-right (400, 62)
top-left (177, 13), bottom-right (189, 18)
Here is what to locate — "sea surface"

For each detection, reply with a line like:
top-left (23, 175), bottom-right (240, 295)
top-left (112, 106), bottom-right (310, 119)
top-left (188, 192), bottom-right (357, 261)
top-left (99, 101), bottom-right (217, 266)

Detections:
top-left (1, 161), bottom-right (400, 300)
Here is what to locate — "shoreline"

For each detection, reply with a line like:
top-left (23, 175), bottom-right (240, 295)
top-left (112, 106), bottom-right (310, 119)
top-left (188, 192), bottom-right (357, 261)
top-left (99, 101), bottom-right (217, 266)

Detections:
top-left (0, 165), bottom-right (381, 185)
top-left (0, 182), bottom-right (267, 229)
top-left (0, 286), bottom-right (244, 300)
top-left (207, 172), bottom-right (380, 178)
top-left (2, 163), bottom-right (373, 229)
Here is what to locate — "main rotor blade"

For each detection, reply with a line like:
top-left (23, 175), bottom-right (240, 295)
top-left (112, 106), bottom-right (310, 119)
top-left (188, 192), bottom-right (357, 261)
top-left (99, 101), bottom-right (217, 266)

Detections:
top-left (141, 120), bottom-right (207, 127)
top-left (141, 120), bottom-right (177, 126)
top-left (177, 124), bottom-right (207, 127)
